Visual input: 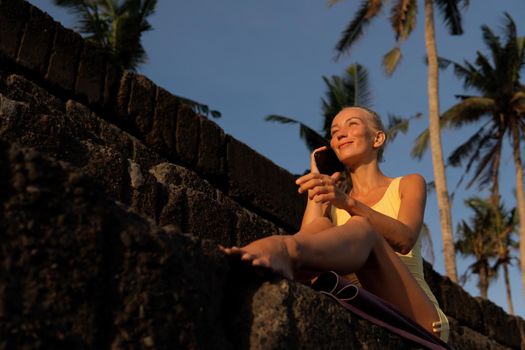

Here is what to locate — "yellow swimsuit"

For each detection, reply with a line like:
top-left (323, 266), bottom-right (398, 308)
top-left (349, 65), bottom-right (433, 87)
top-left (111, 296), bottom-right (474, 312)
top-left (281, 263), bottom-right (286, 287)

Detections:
top-left (330, 177), bottom-right (449, 342)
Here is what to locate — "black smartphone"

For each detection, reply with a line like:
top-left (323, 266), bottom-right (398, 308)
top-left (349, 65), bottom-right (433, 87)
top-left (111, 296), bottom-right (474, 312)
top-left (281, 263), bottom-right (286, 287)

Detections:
top-left (314, 148), bottom-right (345, 175)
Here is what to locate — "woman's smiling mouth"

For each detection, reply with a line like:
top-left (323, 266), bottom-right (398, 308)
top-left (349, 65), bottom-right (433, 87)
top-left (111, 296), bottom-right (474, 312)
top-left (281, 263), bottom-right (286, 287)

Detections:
top-left (338, 141), bottom-right (354, 149)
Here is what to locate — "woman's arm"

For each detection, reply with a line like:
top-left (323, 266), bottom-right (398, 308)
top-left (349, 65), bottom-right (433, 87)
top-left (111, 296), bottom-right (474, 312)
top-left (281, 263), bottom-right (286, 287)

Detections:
top-left (347, 174), bottom-right (426, 254)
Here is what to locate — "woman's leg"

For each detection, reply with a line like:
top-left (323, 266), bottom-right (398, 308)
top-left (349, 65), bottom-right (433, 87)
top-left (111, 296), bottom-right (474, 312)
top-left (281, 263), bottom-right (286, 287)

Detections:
top-left (222, 216), bottom-right (438, 333)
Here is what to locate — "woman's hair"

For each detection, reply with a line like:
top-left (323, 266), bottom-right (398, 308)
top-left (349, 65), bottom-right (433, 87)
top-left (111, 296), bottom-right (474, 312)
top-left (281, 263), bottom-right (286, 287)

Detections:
top-left (343, 106), bottom-right (387, 162)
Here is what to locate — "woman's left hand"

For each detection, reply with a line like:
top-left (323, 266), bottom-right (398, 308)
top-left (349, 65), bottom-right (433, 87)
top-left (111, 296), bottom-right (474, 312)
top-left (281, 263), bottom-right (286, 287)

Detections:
top-left (296, 172), bottom-right (354, 211)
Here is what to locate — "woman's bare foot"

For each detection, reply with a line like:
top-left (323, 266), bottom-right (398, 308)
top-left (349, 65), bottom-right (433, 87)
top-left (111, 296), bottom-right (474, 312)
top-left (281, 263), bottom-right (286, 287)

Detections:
top-left (219, 235), bottom-right (298, 280)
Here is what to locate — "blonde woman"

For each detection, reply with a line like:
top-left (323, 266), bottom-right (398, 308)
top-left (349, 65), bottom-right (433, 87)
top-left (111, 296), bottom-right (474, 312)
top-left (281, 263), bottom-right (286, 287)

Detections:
top-left (221, 107), bottom-right (449, 342)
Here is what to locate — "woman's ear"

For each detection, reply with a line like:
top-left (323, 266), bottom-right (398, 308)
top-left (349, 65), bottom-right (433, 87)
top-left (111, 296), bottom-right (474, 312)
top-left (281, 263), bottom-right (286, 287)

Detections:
top-left (373, 131), bottom-right (386, 148)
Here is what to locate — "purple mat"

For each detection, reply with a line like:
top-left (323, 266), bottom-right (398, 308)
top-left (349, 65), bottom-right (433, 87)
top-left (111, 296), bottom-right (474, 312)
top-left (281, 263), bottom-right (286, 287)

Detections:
top-left (311, 271), bottom-right (451, 350)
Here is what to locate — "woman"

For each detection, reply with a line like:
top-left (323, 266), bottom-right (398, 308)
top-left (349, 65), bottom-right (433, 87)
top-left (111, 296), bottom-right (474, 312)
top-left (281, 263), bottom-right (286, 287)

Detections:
top-left (221, 106), bottom-right (449, 341)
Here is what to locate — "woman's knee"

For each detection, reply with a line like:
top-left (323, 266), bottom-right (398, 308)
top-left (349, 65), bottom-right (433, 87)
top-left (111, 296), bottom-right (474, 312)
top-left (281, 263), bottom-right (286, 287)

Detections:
top-left (343, 216), bottom-right (379, 246)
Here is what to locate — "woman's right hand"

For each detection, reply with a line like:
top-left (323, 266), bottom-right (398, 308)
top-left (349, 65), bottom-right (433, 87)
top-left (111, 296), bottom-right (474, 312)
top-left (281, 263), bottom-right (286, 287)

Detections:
top-left (296, 147), bottom-right (343, 203)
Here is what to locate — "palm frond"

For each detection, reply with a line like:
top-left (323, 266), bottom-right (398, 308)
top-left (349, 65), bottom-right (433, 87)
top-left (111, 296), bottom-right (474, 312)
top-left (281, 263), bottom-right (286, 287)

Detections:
top-left (53, 0), bottom-right (85, 8)
top-left (435, 56), bottom-right (454, 69)
top-left (410, 128), bottom-right (429, 159)
top-left (347, 63), bottom-right (372, 107)
top-left (321, 64), bottom-right (373, 138)
top-left (434, 0), bottom-right (463, 35)
top-left (441, 97), bottom-right (496, 128)
top-left (382, 46), bottom-right (402, 76)
top-left (390, 0), bottom-right (417, 41)
top-left (54, 0), bottom-right (157, 70)
top-left (265, 114), bottom-right (301, 125)
top-left (265, 115), bottom-right (327, 151)
top-left (335, 0), bottom-right (383, 58)
top-left (178, 96), bottom-right (221, 118)
top-left (447, 125), bottom-right (490, 167)
top-left (384, 113), bottom-right (418, 145)
top-left (466, 140), bottom-right (502, 190)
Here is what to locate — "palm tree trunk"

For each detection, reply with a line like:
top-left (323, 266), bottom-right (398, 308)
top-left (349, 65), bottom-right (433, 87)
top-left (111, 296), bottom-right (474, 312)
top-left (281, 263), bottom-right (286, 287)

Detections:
top-left (424, 0), bottom-right (458, 282)
top-left (490, 129), bottom-right (502, 206)
top-left (503, 262), bottom-right (514, 315)
top-left (511, 125), bottom-right (525, 303)
top-left (479, 263), bottom-right (488, 298)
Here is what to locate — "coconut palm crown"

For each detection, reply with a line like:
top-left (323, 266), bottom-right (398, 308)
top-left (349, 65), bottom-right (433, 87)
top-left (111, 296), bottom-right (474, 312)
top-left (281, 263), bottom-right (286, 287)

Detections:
top-left (54, 0), bottom-right (157, 71)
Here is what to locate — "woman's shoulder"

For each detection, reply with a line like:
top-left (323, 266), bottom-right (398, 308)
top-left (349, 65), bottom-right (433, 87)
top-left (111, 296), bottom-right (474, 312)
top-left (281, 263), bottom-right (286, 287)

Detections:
top-left (398, 174), bottom-right (426, 196)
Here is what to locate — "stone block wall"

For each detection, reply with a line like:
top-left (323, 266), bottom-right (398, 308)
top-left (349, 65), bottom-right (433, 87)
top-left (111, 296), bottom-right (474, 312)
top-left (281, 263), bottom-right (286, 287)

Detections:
top-left (0, 1), bottom-right (523, 349)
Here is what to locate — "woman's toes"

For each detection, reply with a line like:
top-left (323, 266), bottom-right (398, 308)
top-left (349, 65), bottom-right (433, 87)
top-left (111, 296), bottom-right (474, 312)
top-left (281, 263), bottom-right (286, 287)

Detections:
top-left (252, 258), bottom-right (270, 268)
top-left (241, 253), bottom-right (254, 261)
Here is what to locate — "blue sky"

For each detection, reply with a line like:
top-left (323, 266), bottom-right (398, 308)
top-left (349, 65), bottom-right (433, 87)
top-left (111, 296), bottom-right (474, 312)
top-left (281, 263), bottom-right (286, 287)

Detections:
top-left (28, 0), bottom-right (525, 318)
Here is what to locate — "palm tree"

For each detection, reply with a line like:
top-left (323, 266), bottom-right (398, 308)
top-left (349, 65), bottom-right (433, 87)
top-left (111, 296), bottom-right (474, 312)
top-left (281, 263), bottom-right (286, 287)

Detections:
top-left (54, 0), bottom-right (157, 71)
top-left (491, 202), bottom-right (518, 315)
top-left (266, 64), bottom-right (372, 152)
top-left (412, 13), bottom-right (525, 298)
top-left (266, 63), bottom-right (415, 152)
top-left (54, 0), bottom-right (222, 118)
top-left (329, 0), bottom-right (467, 282)
top-left (456, 197), bottom-right (517, 311)
top-left (455, 197), bottom-right (498, 298)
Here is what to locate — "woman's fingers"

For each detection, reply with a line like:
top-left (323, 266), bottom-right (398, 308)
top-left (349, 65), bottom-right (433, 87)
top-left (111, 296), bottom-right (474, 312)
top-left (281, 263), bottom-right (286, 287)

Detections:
top-left (295, 172), bottom-right (317, 185)
top-left (297, 175), bottom-right (334, 194)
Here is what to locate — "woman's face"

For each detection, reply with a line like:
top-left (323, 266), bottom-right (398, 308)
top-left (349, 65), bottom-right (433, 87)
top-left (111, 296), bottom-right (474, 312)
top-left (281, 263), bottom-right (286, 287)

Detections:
top-left (329, 107), bottom-right (381, 166)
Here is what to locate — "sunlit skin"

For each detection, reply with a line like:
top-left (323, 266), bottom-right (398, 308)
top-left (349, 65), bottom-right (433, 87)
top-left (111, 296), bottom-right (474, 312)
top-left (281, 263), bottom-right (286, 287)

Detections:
top-left (220, 107), bottom-right (440, 334)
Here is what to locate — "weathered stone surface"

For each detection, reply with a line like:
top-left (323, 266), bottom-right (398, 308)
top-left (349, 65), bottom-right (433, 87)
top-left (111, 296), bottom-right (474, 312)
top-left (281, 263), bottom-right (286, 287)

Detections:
top-left (46, 23), bottom-right (82, 91)
top-left (156, 184), bottom-right (186, 229)
top-left (233, 205), bottom-right (281, 246)
top-left (115, 72), bottom-right (156, 134)
top-left (477, 298), bottom-right (520, 349)
top-left (102, 62), bottom-right (121, 110)
top-left (439, 276), bottom-right (484, 333)
top-left (145, 87), bottom-right (178, 157)
top-left (176, 104), bottom-right (200, 167)
top-left (128, 139), bottom-right (166, 221)
top-left (3, 73), bottom-right (64, 114)
top-left (128, 159), bottom-right (159, 220)
top-left (226, 136), bottom-right (305, 231)
top-left (1, 143), bottom-right (105, 349)
top-left (0, 91), bottom-right (129, 201)
top-left (16, 5), bottom-right (54, 75)
top-left (0, 0), bottom-right (28, 60)
top-left (128, 74), bottom-right (156, 134)
top-left (117, 71), bottom-right (133, 120)
top-left (516, 316), bottom-right (525, 350)
top-left (0, 141), bottom-right (232, 350)
top-left (448, 317), bottom-right (511, 350)
top-left (0, 95), bottom-right (86, 166)
top-left (149, 162), bottom-right (216, 199)
top-left (186, 189), bottom-right (235, 244)
top-left (75, 41), bottom-right (106, 105)
top-left (197, 116), bottom-right (226, 182)
top-left (224, 272), bottom-right (418, 350)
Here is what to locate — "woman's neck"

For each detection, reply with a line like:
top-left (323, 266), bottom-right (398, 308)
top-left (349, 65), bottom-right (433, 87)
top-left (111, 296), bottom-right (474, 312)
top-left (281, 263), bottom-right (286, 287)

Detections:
top-left (348, 161), bottom-right (388, 195)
